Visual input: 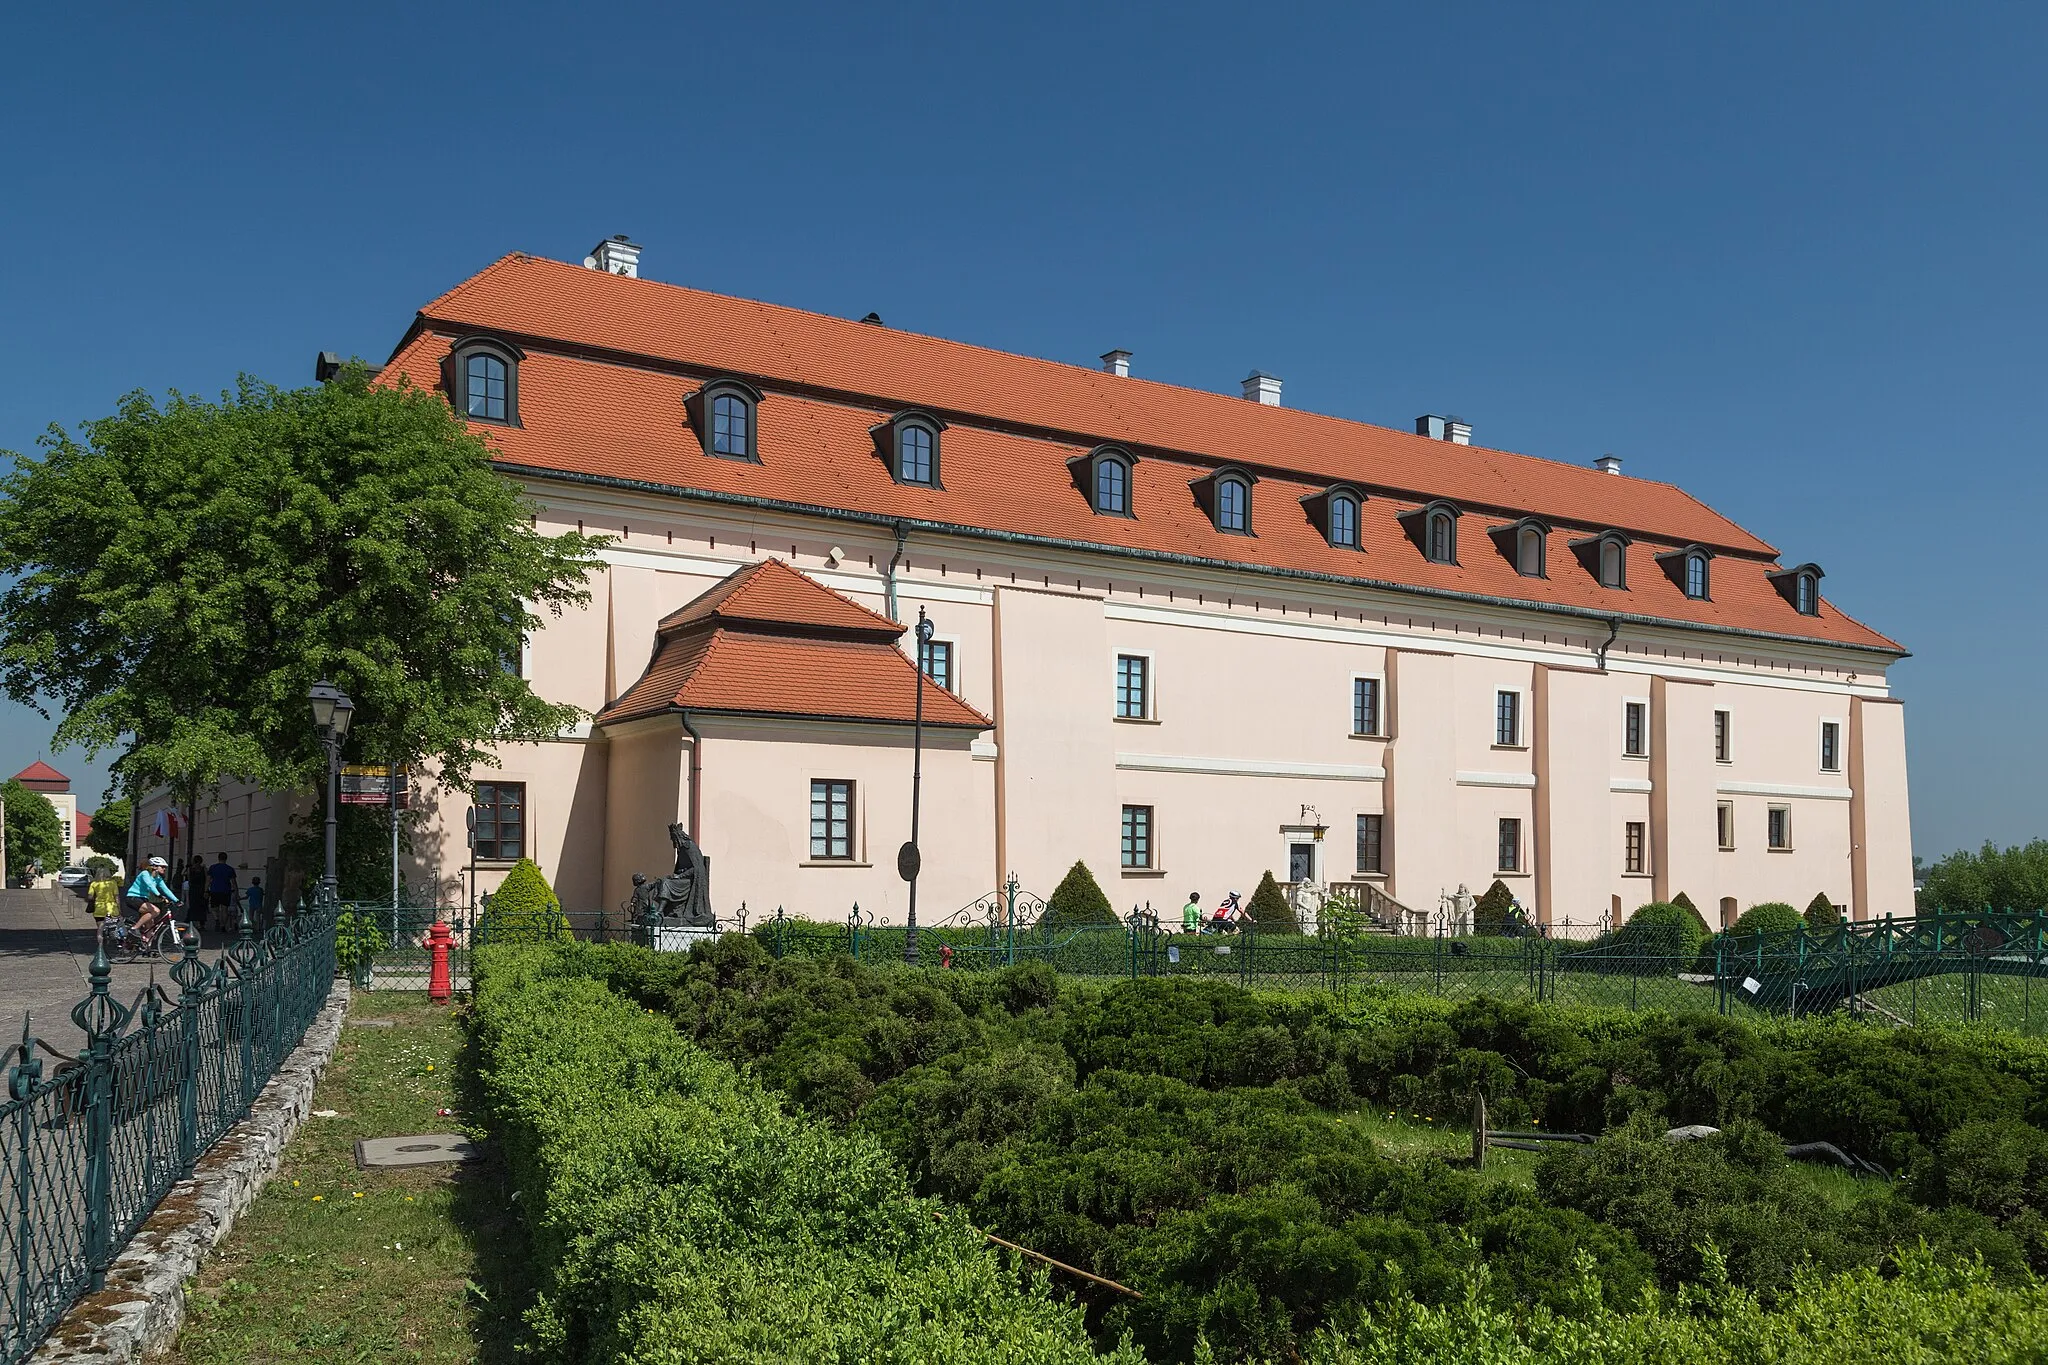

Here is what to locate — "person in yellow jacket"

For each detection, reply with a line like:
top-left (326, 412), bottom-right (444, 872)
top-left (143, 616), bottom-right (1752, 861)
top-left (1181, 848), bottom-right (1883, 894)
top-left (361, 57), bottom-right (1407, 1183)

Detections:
top-left (88, 869), bottom-right (122, 924)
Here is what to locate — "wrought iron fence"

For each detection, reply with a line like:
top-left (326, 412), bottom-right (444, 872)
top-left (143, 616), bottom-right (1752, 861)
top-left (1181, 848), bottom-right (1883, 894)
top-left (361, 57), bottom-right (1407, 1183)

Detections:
top-left (1, 901), bottom-right (339, 1365)
top-left (350, 898), bottom-right (618, 987)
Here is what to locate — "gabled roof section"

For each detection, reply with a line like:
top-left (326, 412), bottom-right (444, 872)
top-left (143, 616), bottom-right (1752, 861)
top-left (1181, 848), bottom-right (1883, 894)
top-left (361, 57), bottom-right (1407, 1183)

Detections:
top-left (12, 760), bottom-right (69, 791)
top-left (655, 557), bottom-right (902, 638)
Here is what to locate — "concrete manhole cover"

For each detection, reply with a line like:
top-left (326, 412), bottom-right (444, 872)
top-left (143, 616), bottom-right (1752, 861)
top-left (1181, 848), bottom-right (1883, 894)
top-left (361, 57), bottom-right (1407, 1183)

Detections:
top-left (348, 1018), bottom-right (395, 1029)
top-left (355, 1133), bottom-right (478, 1169)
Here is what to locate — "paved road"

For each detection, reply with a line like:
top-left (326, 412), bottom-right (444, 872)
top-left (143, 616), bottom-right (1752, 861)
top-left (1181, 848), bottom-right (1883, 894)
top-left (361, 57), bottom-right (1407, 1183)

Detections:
top-left (0, 887), bottom-right (237, 1056)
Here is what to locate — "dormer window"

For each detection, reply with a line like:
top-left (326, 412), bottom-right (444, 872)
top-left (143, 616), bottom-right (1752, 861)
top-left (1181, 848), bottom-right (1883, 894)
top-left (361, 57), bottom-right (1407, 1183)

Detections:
top-left (1190, 467), bottom-right (1259, 536)
top-left (1489, 518), bottom-right (1550, 577)
top-left (685, 378), bottom-right (764, 462)
top-left (873, 411), bottom-right (946, 487)
top-left (1331, 494), bottom-right (1358, 547)
top-left (1071, 445), bottom-right (1136, 517)
top-left (1301, 484), bottom-right (1365, 550)
top-left (1767, 562), bottom-right (1826, 616)
top-left (1570, 531), bottom-right (1632, 589)
top-left (1399, 500), bottom-right (1462, 565)
top-left (444, 338), bottom-right (523, 426)
top-left (1655, 544), bottom-right (1715, 600)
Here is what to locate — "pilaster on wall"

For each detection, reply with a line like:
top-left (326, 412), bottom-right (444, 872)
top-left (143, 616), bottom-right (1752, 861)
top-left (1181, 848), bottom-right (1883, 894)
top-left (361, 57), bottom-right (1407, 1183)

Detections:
top-left (992, 586), bottom-right (1118, 898)
top-left (1651, 676), bottom-right (1716, 906)
top-left (1850, 697), bottom-right (1912, 920)
top-left (1386, 649), bottom-right (1455, 908)
top-left (1535, 665), bottom-right (1610, 925)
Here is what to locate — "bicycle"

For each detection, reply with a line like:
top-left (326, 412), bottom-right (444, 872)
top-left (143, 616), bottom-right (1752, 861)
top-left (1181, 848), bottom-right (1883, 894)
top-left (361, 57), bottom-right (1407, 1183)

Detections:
top-left (100, 907), bottom-right (196, 962)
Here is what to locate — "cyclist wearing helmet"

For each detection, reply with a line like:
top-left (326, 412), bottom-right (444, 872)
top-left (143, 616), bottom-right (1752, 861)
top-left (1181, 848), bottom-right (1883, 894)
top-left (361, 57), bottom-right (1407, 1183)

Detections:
top-left (126, 857), bottom-right (179, 942)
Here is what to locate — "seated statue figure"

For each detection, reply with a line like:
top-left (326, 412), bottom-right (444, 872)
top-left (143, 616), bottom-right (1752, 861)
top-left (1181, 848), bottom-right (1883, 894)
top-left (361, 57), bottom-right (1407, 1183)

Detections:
top-left (631, 823), bottom-right (714, 928)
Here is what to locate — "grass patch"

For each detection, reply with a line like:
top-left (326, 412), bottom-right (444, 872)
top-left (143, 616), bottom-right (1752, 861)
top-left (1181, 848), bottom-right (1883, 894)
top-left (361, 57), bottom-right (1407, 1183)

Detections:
top-left (166, 992), bottom-right (531, 1365)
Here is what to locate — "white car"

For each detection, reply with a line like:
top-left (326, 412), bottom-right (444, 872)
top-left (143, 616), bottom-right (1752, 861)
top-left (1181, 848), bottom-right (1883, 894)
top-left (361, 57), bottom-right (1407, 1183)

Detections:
top-left (56, 865), bottom-right (94, 895)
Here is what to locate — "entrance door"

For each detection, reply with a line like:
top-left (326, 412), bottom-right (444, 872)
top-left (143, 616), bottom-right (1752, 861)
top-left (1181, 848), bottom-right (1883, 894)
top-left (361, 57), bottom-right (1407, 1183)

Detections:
top-left (1289, 842), bottom-right (1315, 885)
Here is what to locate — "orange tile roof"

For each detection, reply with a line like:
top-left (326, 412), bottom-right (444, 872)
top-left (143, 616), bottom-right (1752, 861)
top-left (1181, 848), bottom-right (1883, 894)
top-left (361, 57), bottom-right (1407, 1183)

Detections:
top-left (386, 254), bottom-right (1903, 655)
top-left (598, 559), bottom-right (991, 729)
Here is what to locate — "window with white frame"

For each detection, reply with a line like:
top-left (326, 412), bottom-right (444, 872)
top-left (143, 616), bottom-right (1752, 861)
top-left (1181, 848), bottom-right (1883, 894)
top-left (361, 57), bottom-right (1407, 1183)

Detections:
top-left (1115, 654), bottom-right (1150, 719)
top-left (1497, 817), bottom-right (1522, 873)
top-left (1714, 709), bottom-right (1731, 763)
top-left (1623, 701), bottom-right (1648, 757)
top-left (1352, 677), bottom-right (1382, 737)
top-left (1121, 805), bottom-right (1154, 869)
top-left (1516, 524), bottom-right (1545, 577)
top-left (1356, 813), bottom-right (1384, 875)
top-left (1767, 805), bottom-right (1791, 850)
top-left (1495, 690), bottom-right (1521, 747)
top-left (1624, 821), bottom-right (1647, 874)
top-left (1717, 801), bottom-right (1735, 850)
top-left (919, 638), bottom-right (954, 692)
top-left (809, 780), bottom-right (854, 860)
top-left (1819, 720), bottom-right (1841, 773)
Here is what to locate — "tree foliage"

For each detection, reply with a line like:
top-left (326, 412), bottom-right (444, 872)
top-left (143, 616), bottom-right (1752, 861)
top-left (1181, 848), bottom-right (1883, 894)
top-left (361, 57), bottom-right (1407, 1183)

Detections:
top-left (1045, 859), bottom-right (1116, 928)
top-left (1920, 840), bottom-right (2048, 914)
top-left (0, 366), bottom-right (604, 800)
top-left (1, 779), bottom-right (65, 872)
top-left (82, 795), bottom-right (130, 859)
top-left (1248, 867), bottom-right (1299, 931)
top-left (1473, 879), bottom-right (1520, 935)
top-left (1804, 891), bottom-right (1842, 930)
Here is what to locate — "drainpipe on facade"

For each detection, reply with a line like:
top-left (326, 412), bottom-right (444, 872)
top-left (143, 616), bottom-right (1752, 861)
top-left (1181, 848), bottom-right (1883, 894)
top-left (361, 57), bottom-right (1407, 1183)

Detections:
top-left (1594, 618), bottom-right (1621, 671)
top-left (884, 521), bottom-right (910, 622)
top-left (679, 709), bottom-right (704, 842)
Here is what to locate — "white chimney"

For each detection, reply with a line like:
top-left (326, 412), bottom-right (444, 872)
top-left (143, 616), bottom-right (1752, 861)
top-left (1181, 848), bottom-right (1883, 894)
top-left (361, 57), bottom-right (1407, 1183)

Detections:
top-left (1594, 454), bottom-right (1623, 475)
top-left (1101, 349), bottom-right (1131, 377)
top-left (585, 235), bottom-right (642, 278)
top-left (1242, 371), bottom-right (1283, 406)
top-left (1445, 416), bottom-right (1472, 445)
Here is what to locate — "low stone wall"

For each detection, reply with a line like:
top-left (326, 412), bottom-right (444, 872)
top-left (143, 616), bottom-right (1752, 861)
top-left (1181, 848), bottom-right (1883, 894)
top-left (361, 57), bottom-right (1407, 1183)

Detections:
top-left (31, 980), bottom-right (352, 1363)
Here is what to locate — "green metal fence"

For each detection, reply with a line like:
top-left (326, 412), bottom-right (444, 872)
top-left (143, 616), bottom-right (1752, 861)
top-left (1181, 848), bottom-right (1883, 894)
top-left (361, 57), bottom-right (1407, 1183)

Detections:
top-left (1, 902), bottom-right (339, 1365)
top-left (350, 898), bottom-right (617, 988)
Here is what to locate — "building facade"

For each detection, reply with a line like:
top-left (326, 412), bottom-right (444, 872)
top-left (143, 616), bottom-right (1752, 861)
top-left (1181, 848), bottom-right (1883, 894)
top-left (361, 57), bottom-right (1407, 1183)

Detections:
top-left (144, 241), bottom-right (1913, 930)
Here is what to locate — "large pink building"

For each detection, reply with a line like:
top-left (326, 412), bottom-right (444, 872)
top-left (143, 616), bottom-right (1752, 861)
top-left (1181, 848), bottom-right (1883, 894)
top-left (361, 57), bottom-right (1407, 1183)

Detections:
top-left (145, 239), bottom-right (1912, 930)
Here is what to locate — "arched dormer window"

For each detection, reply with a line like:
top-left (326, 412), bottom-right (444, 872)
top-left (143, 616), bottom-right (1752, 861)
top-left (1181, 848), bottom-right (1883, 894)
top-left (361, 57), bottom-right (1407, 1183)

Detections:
top-left (685, 377), bottom-right (765, 462)
top-left (443, 338), bottom-right (523, 426)
top-left (1398, 500), bottom-right (1462, 565)
top-left (1489, 517), bottom-right (1550, 577)
top-left (871, 410), bottom-right (947, 487)
top-left (1329, 492), bottom-right (1359, 548)
top-left (1570, 530), bottom-right (1632, 589)
top-left (1655, 544), bottom-right (1715, 600)
top-left (1190, 466), bottom-right (1259, 536)
top-left (1768, 562), bottom-right (1825, 615)
top-left (1070, 445), bottom-right (1137, 517)
top-left (1300, 484), bottom-right (1366, 550)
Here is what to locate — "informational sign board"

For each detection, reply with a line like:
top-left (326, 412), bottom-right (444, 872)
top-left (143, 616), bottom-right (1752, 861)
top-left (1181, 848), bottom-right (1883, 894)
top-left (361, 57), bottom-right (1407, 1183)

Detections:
top-left (340, 764), bottom-right (411, 807)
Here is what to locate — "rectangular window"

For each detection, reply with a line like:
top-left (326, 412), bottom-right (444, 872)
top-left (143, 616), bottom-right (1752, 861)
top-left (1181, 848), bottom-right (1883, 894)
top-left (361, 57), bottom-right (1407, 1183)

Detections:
top-left (1767, 805), bottom-right (1790, 851)
top-left (1116, 654), bottom-right (1149, 719)
top-left (1714, 709), bottom-right (1731, 763)
top-left (1495, 690), bottom-right (1521, 747)
top-left (1623, 701), bottom-right (1647, 757)
top-left (809, 780), bottom-right (854, 860)
top-left (1497, 817), bottom-right (1522, 873)
top-left (474, 782), bottom-right (526, 861)
top-left (1624, 821), bottom-right (1647, 874)
top-left (1352, 677), bottom-right (1381, 737)
top-left (919, 639), bottom-right (953, 692)
top-left (1356, 813), bottom-right (1384, 874)
top-left (1121, 805), bottom-right (1153, 869)
top-left (1717, 801), bottom-right (1735, 850)
top-left (1819, 721), bottom-right (1841, 773)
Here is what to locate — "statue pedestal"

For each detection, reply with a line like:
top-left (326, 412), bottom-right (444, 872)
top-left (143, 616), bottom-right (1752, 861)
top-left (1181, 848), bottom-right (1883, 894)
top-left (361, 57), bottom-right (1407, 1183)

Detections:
top-left (650, 923), bottom-right (719, 954)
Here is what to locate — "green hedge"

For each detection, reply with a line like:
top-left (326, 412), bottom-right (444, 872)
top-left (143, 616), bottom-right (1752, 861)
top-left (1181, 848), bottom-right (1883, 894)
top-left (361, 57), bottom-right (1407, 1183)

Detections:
top-left (471, 945), bottom-right (1138, 1363)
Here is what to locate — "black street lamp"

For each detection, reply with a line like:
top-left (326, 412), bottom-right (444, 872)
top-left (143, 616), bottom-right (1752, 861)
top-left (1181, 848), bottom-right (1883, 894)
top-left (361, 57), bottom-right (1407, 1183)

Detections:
top-left (899, 608), bottom-right (934, 965)
top-left (308, 679), bottom-right (355, 905)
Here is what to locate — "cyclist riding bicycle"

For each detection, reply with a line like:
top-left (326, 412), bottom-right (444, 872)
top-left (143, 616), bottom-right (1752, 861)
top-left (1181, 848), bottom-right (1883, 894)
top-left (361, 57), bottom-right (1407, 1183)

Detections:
top-left (124, 857), bottom-right (180, 944)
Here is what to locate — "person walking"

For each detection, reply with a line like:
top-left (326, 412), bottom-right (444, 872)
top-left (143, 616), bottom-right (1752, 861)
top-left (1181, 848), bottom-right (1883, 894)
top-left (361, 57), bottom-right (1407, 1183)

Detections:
top-left (1181, 891), bottom-right (1202, 935)
top-left (87, 866), bottom-right (122, 929)
top-left (184, 854), bottom-right (208, 932)
top-left (245, 876), bottom-right (266, 931)
top-left (206, 853), bottom-right (239, 930)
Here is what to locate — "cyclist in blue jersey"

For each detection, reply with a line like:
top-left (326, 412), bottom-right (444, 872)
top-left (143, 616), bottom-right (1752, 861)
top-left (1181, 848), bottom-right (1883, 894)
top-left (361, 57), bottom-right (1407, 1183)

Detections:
top-left (125, 856), bottom-right (179, 941)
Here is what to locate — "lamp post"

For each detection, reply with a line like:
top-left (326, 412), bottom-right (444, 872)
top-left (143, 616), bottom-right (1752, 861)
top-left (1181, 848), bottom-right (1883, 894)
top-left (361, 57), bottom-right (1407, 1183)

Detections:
top-left (899, 609), bottom-right (934, 965)
top-left (308, 680), bottom-right (355, 906)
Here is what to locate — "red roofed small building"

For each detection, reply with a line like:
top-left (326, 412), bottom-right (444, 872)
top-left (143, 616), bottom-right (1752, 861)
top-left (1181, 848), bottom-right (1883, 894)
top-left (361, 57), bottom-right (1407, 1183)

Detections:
top-left (145, 239), bottom-right (1914, 927)
top-left (9, 761), bottom-right (78, 875)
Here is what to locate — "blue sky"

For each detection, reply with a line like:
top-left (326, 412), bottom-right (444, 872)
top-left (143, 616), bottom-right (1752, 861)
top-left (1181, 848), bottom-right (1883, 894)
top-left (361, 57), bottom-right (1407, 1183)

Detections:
top-left (1, 3), bottom-right (2041, 859)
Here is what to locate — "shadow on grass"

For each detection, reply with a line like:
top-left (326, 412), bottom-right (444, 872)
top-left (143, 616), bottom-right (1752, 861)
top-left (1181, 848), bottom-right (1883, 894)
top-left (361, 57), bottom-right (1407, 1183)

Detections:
top-left (447, 1007), bottom-right (539, 1365)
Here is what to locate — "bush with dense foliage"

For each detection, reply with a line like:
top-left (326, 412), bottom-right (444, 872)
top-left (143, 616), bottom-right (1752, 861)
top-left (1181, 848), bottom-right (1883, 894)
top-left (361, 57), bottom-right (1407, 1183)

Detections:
top-left (1472, 880), bottom-right (1520, 936)
top-left (470, 945), bottom-right (1137, 1363)
top-left (1804, 892), bottom-right (1842, 930)
top-left (481, 857), bottom-right (571, 942)
top-left (1617, 902), bottom-right (1707, 960)
top-left (1668, 891), bottom-right (1712, 937)
top-left (1919, 839), bottom-right (2048, 914)
top-left (1246, 869), bottom-right (1299, 933)
top-left (1046, 860), bottom-right (1118, 929)
top-left (1731, 901), bottom-right (1804, 939)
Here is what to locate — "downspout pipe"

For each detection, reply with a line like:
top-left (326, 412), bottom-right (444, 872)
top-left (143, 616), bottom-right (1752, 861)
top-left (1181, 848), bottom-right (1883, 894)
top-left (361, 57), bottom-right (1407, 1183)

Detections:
top-left (679, 709), bottom-right (704, 842)
top-left (884, 521), bottom-right (910, 622)
top-left (1594, 618), bottom-right (1621, 671)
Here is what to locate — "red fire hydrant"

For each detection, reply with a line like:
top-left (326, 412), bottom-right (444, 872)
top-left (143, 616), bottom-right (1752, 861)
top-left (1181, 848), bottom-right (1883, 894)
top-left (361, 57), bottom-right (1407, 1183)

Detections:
top-left (427, 918), bottom-right (454, 1003)
top-left (939, 943), bottom-right (954, 971)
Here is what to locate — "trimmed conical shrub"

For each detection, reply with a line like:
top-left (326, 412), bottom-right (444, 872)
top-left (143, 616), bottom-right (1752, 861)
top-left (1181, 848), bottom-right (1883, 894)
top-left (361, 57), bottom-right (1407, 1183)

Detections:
top-left (1473, 879), bottom-right (1519, 935)
top-left (1621, 902), bottom-right (1707, 960)
top-left (1044, 860), bottom-right (1116, 929)
top-left (483, 857), bottom-right (573, 944)
top-left (1670, 891), bottom-right (1713, 939)
top-left (1804, 892), bottom-right (1842, 930)
top-left (1247, 869), bottom-right (1299, 933)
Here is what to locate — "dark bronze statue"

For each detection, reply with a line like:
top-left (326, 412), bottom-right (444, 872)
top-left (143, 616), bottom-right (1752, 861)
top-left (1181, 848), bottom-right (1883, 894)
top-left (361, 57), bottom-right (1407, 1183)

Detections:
top-left (630, 823), bottom-right (714, 928)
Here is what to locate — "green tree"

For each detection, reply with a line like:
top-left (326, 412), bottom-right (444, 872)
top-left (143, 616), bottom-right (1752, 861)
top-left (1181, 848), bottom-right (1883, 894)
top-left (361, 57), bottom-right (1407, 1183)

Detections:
top-left (1804, 891), bottom-right (1842, 930)
top-left (1473, 878), bottom-right (1519, 935)
top-left (82, 795), bottom-right (130, 859)
top-left (1044, 860), bottom-right (1116, 929)
top-left (1247, 869), bottom-right (1299, 932)
top-left (1919, 840), bottom-right (2048, 914)
top-left (1, 778), bottom-right (64, 874)
top-left (0, 366), bottom-right (605, 821)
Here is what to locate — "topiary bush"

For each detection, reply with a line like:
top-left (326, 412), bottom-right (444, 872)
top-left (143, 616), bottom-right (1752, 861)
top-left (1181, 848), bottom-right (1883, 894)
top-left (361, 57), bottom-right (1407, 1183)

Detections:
top-left (1670, 891), bottom-right (1713, 939)
top-left (482, 856), bottom-right (572, 943)
top-left (1805, 892), bottom-right (1843, 930)
top-left (1616, 903), bottom-right (1707, 965)
top-left (1043, 859), bottom-right (1116, 930)
top-left (1247, 868), bottom-right (1300, 932)
top-left (1733, 902), bottom-right (1804, 940)
top-left (1473, 879), bottom-right (1520, 935)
